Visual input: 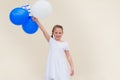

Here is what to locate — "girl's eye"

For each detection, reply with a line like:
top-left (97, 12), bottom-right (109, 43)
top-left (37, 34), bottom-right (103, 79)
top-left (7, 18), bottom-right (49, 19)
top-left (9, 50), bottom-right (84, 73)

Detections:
top-left (59, 32), bottom-right (62, 34)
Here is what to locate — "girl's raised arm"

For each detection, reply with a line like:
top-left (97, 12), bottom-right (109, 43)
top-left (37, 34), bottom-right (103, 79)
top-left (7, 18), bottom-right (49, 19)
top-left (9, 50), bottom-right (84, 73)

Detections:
top-left (32, 17), bottom-right (50, 42)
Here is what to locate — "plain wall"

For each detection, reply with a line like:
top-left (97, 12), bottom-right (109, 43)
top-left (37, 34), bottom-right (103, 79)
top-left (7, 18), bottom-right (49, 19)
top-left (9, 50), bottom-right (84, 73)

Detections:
top-left (0, 0), bottom-right (120, 80)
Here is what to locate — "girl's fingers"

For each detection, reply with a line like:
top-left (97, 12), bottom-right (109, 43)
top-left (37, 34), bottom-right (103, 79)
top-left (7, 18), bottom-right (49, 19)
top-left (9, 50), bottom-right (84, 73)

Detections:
top-left (70, 69), bottom-right (74, 76)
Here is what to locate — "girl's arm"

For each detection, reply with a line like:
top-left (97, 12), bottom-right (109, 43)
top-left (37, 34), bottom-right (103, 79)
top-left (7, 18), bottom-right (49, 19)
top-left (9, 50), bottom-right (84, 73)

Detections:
top-left (65, 50), bottom-right (74, 76)
top-left (32, 17), bottom-right (50, 42)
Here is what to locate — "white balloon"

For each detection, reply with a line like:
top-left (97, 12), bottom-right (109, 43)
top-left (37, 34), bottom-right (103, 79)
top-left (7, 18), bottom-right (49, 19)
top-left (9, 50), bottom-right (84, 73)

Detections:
top-left (31, 0), bottom-right (52, 19)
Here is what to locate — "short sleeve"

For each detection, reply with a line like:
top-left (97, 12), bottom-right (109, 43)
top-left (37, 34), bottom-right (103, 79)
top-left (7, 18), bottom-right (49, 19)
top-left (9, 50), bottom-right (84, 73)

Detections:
top-left (64, 42), bottom-right (70, 51)
top-left (49, 37), bottom-right (54, 45)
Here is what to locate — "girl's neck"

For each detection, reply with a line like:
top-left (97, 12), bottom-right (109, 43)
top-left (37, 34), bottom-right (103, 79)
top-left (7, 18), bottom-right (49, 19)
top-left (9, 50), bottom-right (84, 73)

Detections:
top-left (55, 39), bottom-right (64, 42)
top-left (55, 39), bottom-right (61, 41)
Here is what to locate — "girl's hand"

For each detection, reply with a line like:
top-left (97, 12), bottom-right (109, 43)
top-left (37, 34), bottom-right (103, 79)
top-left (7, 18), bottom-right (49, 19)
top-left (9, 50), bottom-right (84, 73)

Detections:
top-left (32, 16), bottom-right (39, 23)
top-left (70, 68), bottom-right (74, 76)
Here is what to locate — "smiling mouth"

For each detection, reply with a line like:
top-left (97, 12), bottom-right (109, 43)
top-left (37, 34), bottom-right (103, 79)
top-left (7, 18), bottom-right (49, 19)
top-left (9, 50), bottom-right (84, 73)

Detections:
top-left (56, 36), bottom-right (60, 37)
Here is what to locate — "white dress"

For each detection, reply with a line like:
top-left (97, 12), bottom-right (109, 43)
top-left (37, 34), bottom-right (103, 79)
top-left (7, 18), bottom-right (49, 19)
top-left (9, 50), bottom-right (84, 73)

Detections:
top-left (44, 37), bottom-right (70, 80)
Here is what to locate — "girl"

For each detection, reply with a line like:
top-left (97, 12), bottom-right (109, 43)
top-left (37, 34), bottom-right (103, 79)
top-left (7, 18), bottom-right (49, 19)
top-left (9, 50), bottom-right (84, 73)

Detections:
top-left (32, 17), bottom-right (74, 80)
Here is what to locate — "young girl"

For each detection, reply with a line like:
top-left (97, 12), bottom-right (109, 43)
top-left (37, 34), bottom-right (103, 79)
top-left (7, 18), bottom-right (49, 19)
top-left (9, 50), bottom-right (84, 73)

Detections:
top-left (32, 17), bottom-right (74, 80)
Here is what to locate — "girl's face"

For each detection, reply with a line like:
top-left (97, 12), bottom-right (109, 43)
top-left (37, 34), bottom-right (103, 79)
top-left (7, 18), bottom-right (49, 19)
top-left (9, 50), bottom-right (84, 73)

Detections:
top-left (53, 28), bottom-right (63, 41)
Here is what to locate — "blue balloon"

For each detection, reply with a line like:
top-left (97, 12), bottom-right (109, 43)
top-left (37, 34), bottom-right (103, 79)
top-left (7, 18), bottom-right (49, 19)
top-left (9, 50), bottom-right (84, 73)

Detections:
top-left (22, 16), bottom-right (39, 34)
top-left (9, 7), bottom-right (29, 25)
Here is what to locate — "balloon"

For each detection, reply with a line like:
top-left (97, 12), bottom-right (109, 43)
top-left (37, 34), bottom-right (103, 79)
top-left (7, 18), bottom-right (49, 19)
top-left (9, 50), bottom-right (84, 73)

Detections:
top-left (22, 16), bottom-right (39, 34)
top-left (9, 7), bottom-right (29, 25)
top-left (31, 0), bottom-right (52, 19)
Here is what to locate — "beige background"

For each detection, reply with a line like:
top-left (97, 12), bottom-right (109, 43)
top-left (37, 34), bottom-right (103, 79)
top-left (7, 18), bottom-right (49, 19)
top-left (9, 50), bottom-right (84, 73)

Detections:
top-left (0, 0), bottom-right (120, 80)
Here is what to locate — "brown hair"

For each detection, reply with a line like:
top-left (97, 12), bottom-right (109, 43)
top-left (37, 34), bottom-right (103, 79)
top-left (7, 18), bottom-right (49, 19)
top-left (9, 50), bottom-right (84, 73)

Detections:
top-left (51, 25), bottom-right (63, 38)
